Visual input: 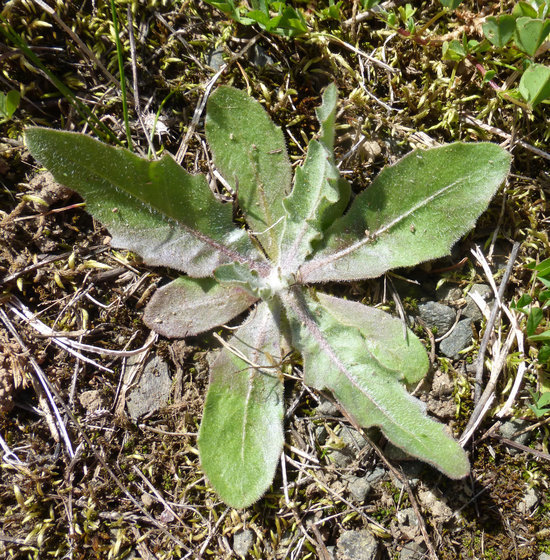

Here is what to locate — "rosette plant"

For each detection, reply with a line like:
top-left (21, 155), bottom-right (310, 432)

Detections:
top-left (25, 84), bottom-right (511, 508)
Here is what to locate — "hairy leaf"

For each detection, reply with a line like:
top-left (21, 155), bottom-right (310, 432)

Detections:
top-left (314, 292), bottom-right (428, 385)
top-left (301, 143), bottom-right (511, 283)
top-left (198, 302), bottom-right (285, 508)
top-left (25, 128), bottom-right (264, 278)
top-left (279, 85), bottom-right (350, 272)
top-left (285, 289), bottom-right (470, 479)
top-left (206, 87), bottom-right (292, 260)
top-left (143, 277), bottom-right (258, 338)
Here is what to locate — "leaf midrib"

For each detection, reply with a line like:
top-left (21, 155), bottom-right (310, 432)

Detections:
top-left (300, 178), bottom-right (463, 280)
top-left (285, 288), bottom-right (424, 442)
top-left (79, 154), bottom-right (270, 274)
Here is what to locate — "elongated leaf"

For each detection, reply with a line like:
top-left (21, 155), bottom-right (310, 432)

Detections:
top-left (284, 289), bottom-right (470, 479)
top-left (206, 86), bottom-right (292, 260)
top-left (25, 128), bottom-right (264, 278)
top-left (316, 83), bottom-right (338, 152)
top-left (314, 293), bottom-right (428, 385)
top-left (301, 143), bottom-right (511, 283)
top-left (143, 277), bottom-right (257, 338)
top-left (198, 302), bottom-right (285, 508)
top-left (279, 85), bottom-right (350, 272)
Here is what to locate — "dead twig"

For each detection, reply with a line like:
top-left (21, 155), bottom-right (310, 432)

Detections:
top-left (473, 242), bottom-right (521, 403)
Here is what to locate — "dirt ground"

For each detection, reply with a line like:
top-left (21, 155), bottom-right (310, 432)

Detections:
top-left (1, 1), bottom-right (550, 558)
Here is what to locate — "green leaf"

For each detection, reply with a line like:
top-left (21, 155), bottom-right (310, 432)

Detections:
top-left (519, 63), bottom-right (550, 108)
top-left (0, 89), bottom-right (20, 120)
top-left (301, 143), bottom-right (511, 283)
top-left (314, 293), bottom-right (428, 385)
top-left (143, 277), bottom-right (258, 338)
top-left (534, 257), bottom-right (550, 278)
top-left (514, 17), bottom-right (550, 56)
top-left (482, 15), bottom-right (516, 48)
top-left (198, 302), bottom-right (285, 508)
top-left (279, 85), bottom-right (350, 272)
top-left (512, 2), bottom-right (539, 19)
top-left (527, 307), bottom-right (544, 337)
top-left (529, 330), bottom-right (550, 342)
top-left (528, 390), bottom-right (550, 417)
top-left (439, 0), bottom-right (463, 9)
top-left (315, 82), bottom-right (338, 153)
top-left (539, 344), bottom-right (550, 363)
top-left (203, 1), bottom-right (244, 23)
top-left (285, 290), bottom-right (470, 479)
top-left (206, 86), bottom-right (292, 260)
top-left (25, 128), bottom-right (264, 278)
top-left (442, 39), bottom-right (467, 61)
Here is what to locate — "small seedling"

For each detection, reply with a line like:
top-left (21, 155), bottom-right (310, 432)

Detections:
top-left (204, 0), bottom-right (307, 36)
top-left (0, 90), bottom-right (20, 123)
top-left (482, 3), bottom-right (550, 108)
top-left (25, 85), bottom-right (510, 508)
top-left (513, 257), bottom-right (550, 417)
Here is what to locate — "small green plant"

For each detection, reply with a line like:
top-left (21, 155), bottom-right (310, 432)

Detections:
top-left (25, 85), bottom-right (510, 508)
top-left (513, 257), bottom-right (550, 416)
top-left (0, 89), bottom-right (20, 123)
top-left (204, 0), bottom-right (308, 36)
top-left (482, 1), bottom-right (550, 108)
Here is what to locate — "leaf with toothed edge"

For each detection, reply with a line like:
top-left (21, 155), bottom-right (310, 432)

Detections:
top-left (279, 84), bottom-right (351, 273)
top-left (24, 128), bottom-right (265, 278)
top-left (284, 289), bottom-right (470, 479)
top-left (300, 142), bottom-right (511, 283)
top-left (205, 86), bottom-right (292, 261)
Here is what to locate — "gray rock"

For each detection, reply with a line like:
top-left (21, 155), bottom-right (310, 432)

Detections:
top-left (250, 44), bottom-right (276, 67)
top-left (365, 467), bottom-right (386, 484)
top-left (126, 355), bottom-right (172, 420)
top-left (399, 542), bottom-right (427, 560)
top-left (539, 553), bottom-right (550, 560)
top-left (206, 48), bottom-right (225, 71)
top-left (340, 426), bottom-right (369, 450)
top-left (141, 492), bottom-right (154, 508)
top-left (435, 284), bottom-right (463, 305)
top-left (417, 489), bottom-right (452, 520)
top-left (499, 418), bottom-right (531, 455)
top-left (233, 529), bottom-right (254, 558)
top-left (396, 508), bottom-right (419, 529)
top-left (336, 530), bottom-right (379, 560)
top-left (439, 318), bottom-right (473, 359)
top-left (518, 486), bottom-right (539, 513)
top-left (315, 425), bottom-right (328, 445)
top-left (418, 301), bottom-right (456, 336)
top-left (464, 283), bottom-right (494, 322)
top-left (79, 390), bottom-right (106, 413)
top-left (344, 474), bottom-right (371, 502)
top-left (317, 399), bottom-right (341, 417)
top-left (328, 447), bottom-right (354, 467)
top-left (329, 426), bottom-right (370, 466)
